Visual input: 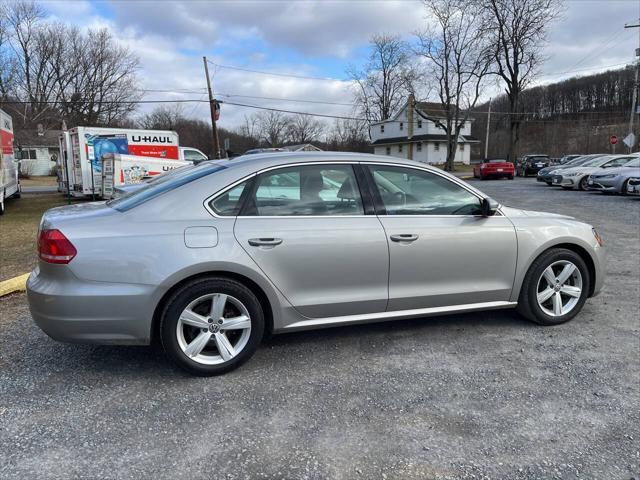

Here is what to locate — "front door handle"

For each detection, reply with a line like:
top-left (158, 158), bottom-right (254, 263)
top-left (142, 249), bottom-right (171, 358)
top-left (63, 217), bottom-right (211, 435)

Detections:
top-left (390, 234), bottom-right (418, 243)
top-left (248, 238), bottom-right (283, 247)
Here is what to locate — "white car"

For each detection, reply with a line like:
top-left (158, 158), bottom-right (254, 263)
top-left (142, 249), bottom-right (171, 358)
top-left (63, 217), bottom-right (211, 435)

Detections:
top-left (552, 154), bottom-right (639, 190)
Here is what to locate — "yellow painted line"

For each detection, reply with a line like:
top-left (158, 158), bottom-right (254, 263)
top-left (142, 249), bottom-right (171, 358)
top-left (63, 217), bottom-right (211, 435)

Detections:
top-left (0, 273), bottom-right (30, 297)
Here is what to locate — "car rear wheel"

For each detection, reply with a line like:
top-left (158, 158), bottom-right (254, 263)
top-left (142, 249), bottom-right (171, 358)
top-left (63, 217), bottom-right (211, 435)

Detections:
top-left (517, 248), bottom-right (590, 325)
top-left (160, 277), bottom-right (265, 376)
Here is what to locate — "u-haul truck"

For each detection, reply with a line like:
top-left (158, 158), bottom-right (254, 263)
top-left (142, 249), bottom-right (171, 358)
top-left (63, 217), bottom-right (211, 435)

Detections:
top-left (100, 153), bottom-right (192, 199)
top-left (65, 126), bottom-right (180, 197)
top-left (0, 109), bottom-right (20, 214)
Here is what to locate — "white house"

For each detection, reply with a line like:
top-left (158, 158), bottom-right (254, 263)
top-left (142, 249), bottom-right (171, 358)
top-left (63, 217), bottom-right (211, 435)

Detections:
top-left (370, 101), bottom-right (479, 165)
top-left (15, 130), bottom-right (60, 176)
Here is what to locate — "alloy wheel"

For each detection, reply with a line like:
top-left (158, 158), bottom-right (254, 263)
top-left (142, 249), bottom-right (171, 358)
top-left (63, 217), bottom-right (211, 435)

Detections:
top-left (536, 260), bottom-right (583, 317)
top-left (176, 293), bottom-right (252, 365)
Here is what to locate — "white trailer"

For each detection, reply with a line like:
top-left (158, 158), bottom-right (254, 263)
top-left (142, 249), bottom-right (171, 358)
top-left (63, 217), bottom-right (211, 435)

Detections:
top-left (64, 126), bottom-right (181, 198)
top-left (100, 153), bottom-right (192, 199)
top-left (0, 109), bottom-right (20, 215)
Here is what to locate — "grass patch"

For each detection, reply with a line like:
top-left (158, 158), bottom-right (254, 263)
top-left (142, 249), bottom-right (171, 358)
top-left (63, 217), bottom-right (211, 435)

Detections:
top-left (0, 194), bottom-right (80, 281)
top-left (431, 162), bottom-right (474, 173)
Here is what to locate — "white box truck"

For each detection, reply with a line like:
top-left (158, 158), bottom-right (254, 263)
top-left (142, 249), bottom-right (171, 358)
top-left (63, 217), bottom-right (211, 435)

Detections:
top-left (0, 109), bottom-right (20, 214)
top-left (100, 153), bottom-right (192, 199)
top-left (65, 126), bottom-right (181, 197)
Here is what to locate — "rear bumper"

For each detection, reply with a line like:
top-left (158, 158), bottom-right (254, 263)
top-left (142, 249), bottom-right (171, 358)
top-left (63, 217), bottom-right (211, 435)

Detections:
top-left (27, 265), bottom-right (157, 345)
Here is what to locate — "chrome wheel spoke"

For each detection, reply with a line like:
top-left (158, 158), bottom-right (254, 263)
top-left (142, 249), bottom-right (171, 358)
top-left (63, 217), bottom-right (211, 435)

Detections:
top-left (537, 287), bottom-right (555, 304)
top-left (214, 332), bottom-right (235, 361)
top-left (552, 292), bottom-right (563, 316)
top-left (220, 315), bottom-right (250, 331)
top-left (179, 309), bottom-right (209, 329)
top-left (210, 294), bottom-right (228, 320)
top-left (556, 263), bottom-right (576, 284)
top-left (184, 331), bottom-right (212, 357)
top-left (543, 267), bottom-right (556, 286)
top-left (560, 285), bottom-right (581, 298)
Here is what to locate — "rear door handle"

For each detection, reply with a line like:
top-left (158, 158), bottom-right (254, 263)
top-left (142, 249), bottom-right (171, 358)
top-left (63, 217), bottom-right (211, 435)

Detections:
top-left (390, 234), bottom-right (418, 243)
top-left (248, 238), bottom-right (283, 247)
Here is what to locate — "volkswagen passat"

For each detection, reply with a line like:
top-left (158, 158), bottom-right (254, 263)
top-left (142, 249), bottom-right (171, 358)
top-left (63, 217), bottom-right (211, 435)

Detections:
top-left (27, 153), bottom-right (606, 375)
top-left (587, 157), bottom-right (640, 194)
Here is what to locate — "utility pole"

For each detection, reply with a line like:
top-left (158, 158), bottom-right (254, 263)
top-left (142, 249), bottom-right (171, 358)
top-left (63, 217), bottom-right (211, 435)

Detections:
top-left (203, 56), bottom-right (221, 159)
top-left (484, 98), bottom-right (492, 159)
top-left (625, 20), bottom-right (640, 153)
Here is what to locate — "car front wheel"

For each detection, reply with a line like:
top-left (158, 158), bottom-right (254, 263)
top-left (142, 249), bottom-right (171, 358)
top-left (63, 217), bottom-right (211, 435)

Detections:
top-left (160, 277), bottom-right (265, 376)
top-left (517, 248), bottom-right (590, 325)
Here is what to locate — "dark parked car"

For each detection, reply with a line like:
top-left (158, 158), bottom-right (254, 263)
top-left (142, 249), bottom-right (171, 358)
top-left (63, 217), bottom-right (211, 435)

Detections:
top-left (517, 155), bottom-right (550, 177)
top-left (473, 159), bottom-right (515, 180)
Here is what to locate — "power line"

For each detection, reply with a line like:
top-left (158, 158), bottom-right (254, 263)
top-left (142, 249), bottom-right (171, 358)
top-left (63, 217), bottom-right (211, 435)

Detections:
top-left (207, 60), bottom-right (348, 82)
top-left (539, 61), bottom-right (632, 78)
top-left (215, 92), bottom-right (354, 107)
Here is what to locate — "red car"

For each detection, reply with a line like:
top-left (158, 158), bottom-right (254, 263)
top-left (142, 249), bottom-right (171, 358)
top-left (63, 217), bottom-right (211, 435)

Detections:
top-left (473, 159), bottom-right (515, 180)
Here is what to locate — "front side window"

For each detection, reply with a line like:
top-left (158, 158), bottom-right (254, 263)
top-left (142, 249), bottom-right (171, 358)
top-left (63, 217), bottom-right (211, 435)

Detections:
top-left (183, 149), bottom-right (208, 161)
top-left (245, 164), bottom-right (364, 216)
top-left (368, 165), bottom-right (482, 216)
top-left (604, 156), bottom-right (634, 168)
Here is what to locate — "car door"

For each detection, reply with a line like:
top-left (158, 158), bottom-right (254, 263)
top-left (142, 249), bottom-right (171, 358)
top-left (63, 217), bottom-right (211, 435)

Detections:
top-left (365, 164), bottom-right (518, 311)
top-left (233, 163), bottom-right (389, 318)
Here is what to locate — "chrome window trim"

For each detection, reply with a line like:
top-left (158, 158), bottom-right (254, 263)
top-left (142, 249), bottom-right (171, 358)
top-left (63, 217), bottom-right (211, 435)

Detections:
top-left (203, 159), bottom-right (501, 219)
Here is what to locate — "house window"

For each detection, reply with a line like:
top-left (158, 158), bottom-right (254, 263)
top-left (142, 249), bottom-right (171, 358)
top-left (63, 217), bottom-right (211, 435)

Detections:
top-left (381, 125), bottom-right (385, 133)
top-left (417, 142), bottom-right (422, 152)
top-left (399, 122), bottom-right (403, 131)
top-left (398, 144), bottom-right (403, 153)
top-left (460, 144), bottom-right (465, 152)
top-left (434, 143), bottom-right (440, 151)
top-left (385, 146), bottom-right (391, 155)
top-left (22, 149), bottom-right (37, 159)
top-left (417, 119), bottom-right (422, 129)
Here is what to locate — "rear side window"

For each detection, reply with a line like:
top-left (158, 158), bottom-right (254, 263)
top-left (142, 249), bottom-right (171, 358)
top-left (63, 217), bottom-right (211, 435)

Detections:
top-left (243, 164), bottom-right (364, 216)
top-left (210, 180), bottom-right (250, 216)
top-left (108, 162), bottom-right (226, 212)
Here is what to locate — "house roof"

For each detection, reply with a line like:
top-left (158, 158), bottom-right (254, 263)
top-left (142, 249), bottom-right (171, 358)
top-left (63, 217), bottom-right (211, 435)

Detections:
top-left (371, 134), bottom-right (480, 146)
top-left (371, 100), bottom-right (475, 125)
top-left (14, 130), bottom-right (60, 148)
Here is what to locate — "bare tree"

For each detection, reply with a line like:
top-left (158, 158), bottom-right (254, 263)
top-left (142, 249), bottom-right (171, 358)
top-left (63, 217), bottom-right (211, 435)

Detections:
top-left (416, 0), bottom-right (493, 171)
top-left (327, 118), bottom-right (370, 152)
top-left (287, 113), bottom-right (324, 144)
top-left (0, 6), bottom-right (18, 99)
top-left (238, 114), bottom-right (260, 142)
top-left (486, 0), bottom-right (562, 161)
top-left (255, 110), bottom-right (290, 146)
top-left (348, 33), bottom-right (417, 122)
top-left (138, 104), bottom-right (184, 130)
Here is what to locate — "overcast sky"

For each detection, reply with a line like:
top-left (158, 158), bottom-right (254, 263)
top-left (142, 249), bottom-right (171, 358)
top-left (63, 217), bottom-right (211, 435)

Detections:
top-left (42, 0), bottom-right (640, 129)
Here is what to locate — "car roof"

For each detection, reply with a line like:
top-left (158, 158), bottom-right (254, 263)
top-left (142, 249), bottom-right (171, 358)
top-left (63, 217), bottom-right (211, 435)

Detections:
top-left (220, 151), bottom-right (446, 172)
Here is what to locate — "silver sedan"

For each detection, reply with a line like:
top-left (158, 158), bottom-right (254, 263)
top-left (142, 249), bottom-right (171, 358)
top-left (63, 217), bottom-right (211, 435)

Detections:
top-left (27, 152), bottom-right (606, 375)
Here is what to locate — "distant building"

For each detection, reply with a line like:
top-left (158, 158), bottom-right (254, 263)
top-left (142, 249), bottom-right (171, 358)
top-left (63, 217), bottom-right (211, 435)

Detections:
top-left (370, 101), bottom-right (479, 165)
top-left (14, 129), bottom-right (60, 176)
top-left (282, 144), bottom-right (323, 152)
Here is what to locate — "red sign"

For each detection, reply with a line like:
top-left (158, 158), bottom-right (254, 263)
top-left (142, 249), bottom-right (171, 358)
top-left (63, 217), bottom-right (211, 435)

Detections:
top-left (610, 135), bottom-right (618, 145)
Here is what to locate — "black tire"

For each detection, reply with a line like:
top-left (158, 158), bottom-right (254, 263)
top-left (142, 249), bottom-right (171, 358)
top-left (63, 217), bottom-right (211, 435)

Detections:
top-left (578, 176), bottom-right (589, 191)
top-left (621, 179), bottom-right (629, 196)
top-left (160, 277), bottom-right (265, 376)
top-left (517, 248), bottom-right (590, 326)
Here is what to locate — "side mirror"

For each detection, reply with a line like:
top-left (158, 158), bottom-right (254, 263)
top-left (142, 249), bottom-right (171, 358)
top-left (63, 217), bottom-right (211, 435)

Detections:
top-left (481, 197), bottom-right (499, 217)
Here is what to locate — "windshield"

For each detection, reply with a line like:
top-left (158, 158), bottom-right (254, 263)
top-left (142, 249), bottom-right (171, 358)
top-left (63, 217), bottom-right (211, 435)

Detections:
top-left (108, 162), bottom-right (226, 212)
top-left (624, 158), bottom-right (640, 167)
top-left (581, 156), bottom-right (612, 167)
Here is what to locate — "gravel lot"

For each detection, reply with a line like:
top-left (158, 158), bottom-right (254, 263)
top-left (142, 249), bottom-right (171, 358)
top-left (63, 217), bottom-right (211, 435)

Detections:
top-left (1, 177), bottom-right (638, 480)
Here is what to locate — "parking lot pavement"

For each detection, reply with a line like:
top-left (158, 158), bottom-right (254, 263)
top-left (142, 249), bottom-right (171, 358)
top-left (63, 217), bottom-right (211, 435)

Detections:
top-left (0, 177), bottom-right (638, 480)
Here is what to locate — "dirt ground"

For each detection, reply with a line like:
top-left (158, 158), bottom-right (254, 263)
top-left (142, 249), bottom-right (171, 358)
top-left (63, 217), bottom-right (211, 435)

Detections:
top-left (0, 177), bottom-right (638, 480)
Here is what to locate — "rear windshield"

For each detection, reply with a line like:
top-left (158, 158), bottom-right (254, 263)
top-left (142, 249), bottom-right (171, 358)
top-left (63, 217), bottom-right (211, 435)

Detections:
top-left (108, 162), bottom-right (226, 212)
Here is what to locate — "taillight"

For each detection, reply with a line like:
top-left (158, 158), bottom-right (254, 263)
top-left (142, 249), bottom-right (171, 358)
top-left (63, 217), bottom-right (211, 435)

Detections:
top-left (38, 229), bottom-right (77, 264)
